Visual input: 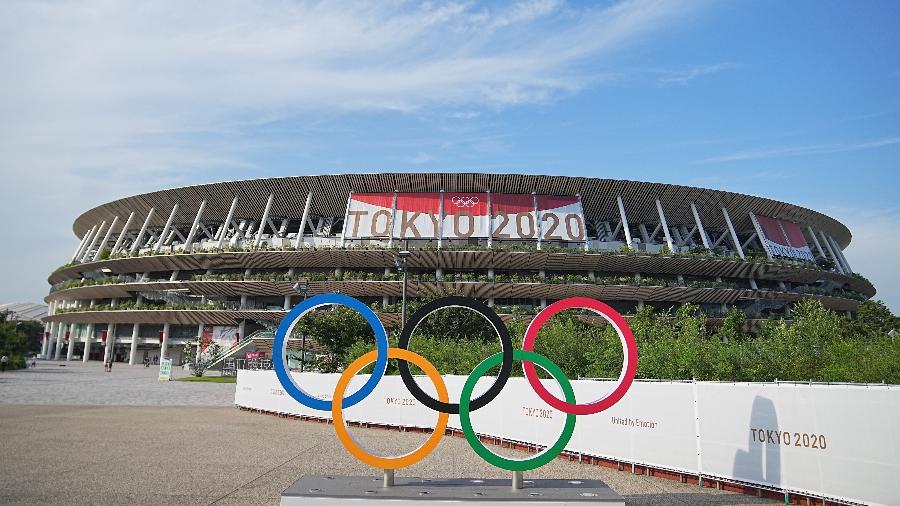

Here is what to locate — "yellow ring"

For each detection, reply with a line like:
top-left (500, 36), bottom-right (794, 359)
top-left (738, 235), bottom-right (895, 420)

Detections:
top-left (332, 348), bottom-right (449, 469)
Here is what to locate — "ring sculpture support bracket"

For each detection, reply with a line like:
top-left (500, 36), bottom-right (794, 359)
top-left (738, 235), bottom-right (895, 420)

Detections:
top-left (281, 476), bottom-right (625, 505)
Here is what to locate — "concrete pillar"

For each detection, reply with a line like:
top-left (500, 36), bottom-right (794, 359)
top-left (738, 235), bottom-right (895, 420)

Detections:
top-left (690, 203), bottom-right (711, 252)
top-left (160, 323), bottom-right (170, 361)
top-left (93, 215), bottom-right (119, 261)
top-left (54, 322), bottom-right (66, 360)
top-left (66, 323), bottom-right (77, 361)
top-left (130, 208), bottom-right (156, 255)
top-left (636, 300), bottom-right (645, 309)
top-left (655, 199), bottom-right (675, 253)
top-left (217, 196), bottom-right (239, 248)
top-left (238, 320), bottom-right (246, 341)
top-left (255, 194), bottom-right (275, 246)
top-left (153, 204), bottom-right (179, 253)
top-left (240, 295), bottom-right (248, 310)
top-left (283, 295), bottom-right (292, 310)
top-left (129, 323), bottom-right (141, 365)
top-left (616, 196), bottom-right (633, 248)
top-left (196, 324), bottom-right (204, 361)
top-left (82, 323), bottom-right (94, 363)
top-left (82, 221), bottom-right (107, 262)
top-left (103, 323), bottom-right (116, 364)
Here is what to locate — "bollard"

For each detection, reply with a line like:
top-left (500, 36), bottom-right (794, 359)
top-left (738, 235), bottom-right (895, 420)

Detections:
top-left (512, 471), bottom-right (523, 490)
top-left (383, 469), bottom-right (394, 488)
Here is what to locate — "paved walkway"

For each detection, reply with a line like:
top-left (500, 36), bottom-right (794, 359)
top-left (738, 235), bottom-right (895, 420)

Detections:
top-left (0, 362), bottom-right (776, 505)
top-left (0, 360), bottom-right (234, 406)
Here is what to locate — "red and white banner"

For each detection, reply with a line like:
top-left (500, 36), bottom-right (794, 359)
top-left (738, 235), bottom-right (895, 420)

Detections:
top-left (750, 214), bottom-right (815, 262)
top-left (393, 193), bottom-right (441, 239)
top-left (443, 192), bottom-right (489, 238)
top-left (491, 193), bottom-right (537, 240)
top-left (345, 192), bottom-right (586, 242)
top-left (345, 193), bottom-right (395, 239)
top-left (537, 195), bottom-right (586, 241)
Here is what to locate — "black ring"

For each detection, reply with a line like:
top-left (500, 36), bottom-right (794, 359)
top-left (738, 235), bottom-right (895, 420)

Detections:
top-left (397, 296), bottom-right (513, 414)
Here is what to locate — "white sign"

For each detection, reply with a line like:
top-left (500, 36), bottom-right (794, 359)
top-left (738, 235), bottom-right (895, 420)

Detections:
top-left (235, 372), bottom-right (900, 505)
top-left (158, 358), bottom-right (173, 381)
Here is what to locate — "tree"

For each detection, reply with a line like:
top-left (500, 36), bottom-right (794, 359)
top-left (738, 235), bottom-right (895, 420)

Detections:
top-left (0, 313), bottom-right (31, 369)
top-left (295, 306), bottom-right (374, 372)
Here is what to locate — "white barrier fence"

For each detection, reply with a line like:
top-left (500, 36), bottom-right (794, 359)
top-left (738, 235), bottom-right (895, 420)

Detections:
top-left (236, 371), bottom-right (899, 505)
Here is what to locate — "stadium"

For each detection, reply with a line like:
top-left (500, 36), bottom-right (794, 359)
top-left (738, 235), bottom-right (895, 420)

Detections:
top-left (40, 173), bottom-right (875, 366)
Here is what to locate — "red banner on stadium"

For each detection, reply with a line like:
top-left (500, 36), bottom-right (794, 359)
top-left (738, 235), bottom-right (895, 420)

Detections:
top-left (344, 192), bottom-right (585, 242)
top-left (750, 214), bottom-right (814, 261)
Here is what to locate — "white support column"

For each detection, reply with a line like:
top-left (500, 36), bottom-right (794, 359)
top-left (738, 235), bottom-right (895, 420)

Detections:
top-left (655, 199), bottom-right (675, 253)
top-left (154, 205), bottom-right (179, 253)
top-left (71, 228), bottom-right (93, 262)
top-left (66, 323), bottom-right (77, 361)
top-left (820, 231), bottom-right (845, 274)
top-left (439, 190), bottom-right (446, 249)
top-left (807, 226), bottom-right (827, 259)
top-left (255, 194), bottom-right (275, 246)
top-left (110, 211), bottom-right (136, 255)
top-left (340, 192), bottom-right (353, 247)
top-left (131, 208), bottom-right (156, 254)
top-left (387, 192), bottom-right (398, 248)
top-left (690, 203), bottom-right (712, 252)
top-left (616, 195), bottom-right (633, 249)
top-left (828, 235), bottom-right (853, 274)
top-left (533, 192), bottom-right (542, 250)
top-left (721, 207), bottom-right (745, 259)
top-left (283, 295), bottom-right (292, 310)
top-left (53, 321), bottom-right (65, 360)
top-left (81, 221), bottom-right (107, 262)
top-left (294, 192), bottom-right (313, 248)
top-left (485, 190), bottom-right (491, 249)
top-left (160, 323), bottom-right (170, 361)
top-left (93, 216), bottom-right (119, 261)
top-left (183, 200), bottom-right (207, 252)
top-left (129, 323), bottom-right (140, 365)
top-left (82, 323), bottom-right (94, 363)
top-left (637, 223), bottom-right (650, 244)
top-left (103, 323), bottom-right (116, 364)
top-left (216, 196), bottom-right (239, 248)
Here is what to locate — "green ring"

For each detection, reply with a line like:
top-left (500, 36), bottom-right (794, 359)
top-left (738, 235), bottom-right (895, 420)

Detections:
top-left (459, 349), bottom-right (577, 471)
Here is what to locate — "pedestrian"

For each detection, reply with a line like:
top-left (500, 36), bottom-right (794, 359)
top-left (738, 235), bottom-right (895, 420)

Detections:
top-left (31, 355), bottom-right (36, 368)
top-left (1, 355), bottom-right (8, 372)
top-left (107, 359), bottom-right (113, 372)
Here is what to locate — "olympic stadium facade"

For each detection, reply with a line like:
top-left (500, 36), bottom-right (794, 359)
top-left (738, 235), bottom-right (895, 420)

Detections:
top-left (40, 173), bottom-right (874, 365)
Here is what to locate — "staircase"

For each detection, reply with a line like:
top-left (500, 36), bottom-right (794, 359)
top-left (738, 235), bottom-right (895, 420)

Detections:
top-left (205, 330), bottom-right (274, 368)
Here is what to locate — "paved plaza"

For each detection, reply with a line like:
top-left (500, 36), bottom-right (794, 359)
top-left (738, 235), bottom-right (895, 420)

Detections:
top-left (0, 362), bottom-right (776, 505)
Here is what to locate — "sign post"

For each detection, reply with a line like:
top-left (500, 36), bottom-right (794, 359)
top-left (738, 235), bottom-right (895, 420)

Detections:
top-left (158, 358), bottom-right (173, 381)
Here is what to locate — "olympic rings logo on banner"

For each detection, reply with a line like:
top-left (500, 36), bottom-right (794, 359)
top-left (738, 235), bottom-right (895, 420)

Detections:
top-left (450, 195), bottom-right (479, 208)
top-left (273, 294), bottom-right (637, 471)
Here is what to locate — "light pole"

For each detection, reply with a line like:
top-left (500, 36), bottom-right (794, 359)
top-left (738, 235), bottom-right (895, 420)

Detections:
top-left (292, 281), bottom-right (309, 371)
top-left (395, 250), bottom-right (411, 325)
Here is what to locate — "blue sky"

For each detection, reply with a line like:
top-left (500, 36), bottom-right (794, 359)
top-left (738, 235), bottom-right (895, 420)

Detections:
top-left (1, 0), bottom-right (898, 311)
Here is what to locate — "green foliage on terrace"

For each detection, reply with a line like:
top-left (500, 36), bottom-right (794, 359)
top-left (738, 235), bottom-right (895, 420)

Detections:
top-left (332, 299), bottom-right (900, 384)
top-left (54, 240), bottom-right (830, 274)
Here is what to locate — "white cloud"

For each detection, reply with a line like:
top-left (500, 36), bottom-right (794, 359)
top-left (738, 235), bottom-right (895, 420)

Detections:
top-left (0, 0), bottom-right (702, 303)
top-left (838, 207), bottom-right (900, 314)
top-left (656, 62), bottom-right (739, 85)
top-left (698, 136), bottom-right (900, 163)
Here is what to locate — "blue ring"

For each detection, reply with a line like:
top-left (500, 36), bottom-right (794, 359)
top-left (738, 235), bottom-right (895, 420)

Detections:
top-left (273, 293), bottom-right (388, 411)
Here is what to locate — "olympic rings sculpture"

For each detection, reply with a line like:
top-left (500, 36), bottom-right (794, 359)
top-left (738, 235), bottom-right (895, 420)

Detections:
top-left (273, 293), bottom-right (637, 472)
top-left (450, 195), bottom-right (479, 207)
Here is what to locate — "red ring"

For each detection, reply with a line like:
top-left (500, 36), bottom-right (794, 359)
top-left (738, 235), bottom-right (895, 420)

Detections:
top-left (522, 297), bottom-right (637, 415)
